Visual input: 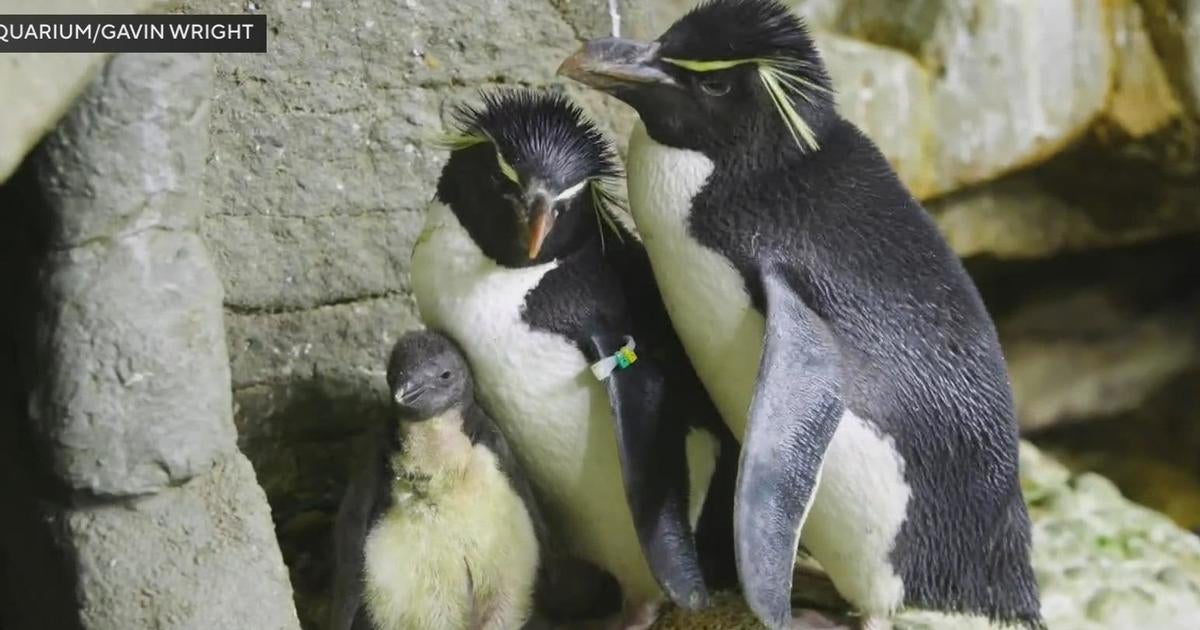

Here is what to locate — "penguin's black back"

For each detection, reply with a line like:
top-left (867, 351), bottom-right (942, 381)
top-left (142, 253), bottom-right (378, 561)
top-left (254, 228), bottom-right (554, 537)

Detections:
top-left (687, 117), bottom-right (1040, 623)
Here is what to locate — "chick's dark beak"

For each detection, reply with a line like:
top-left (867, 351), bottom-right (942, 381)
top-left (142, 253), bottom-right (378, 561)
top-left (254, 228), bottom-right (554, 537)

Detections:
top-left (525, 194), bottom-right (554, 260)
top-left (558, 37), bottom-right (677, 90)
top-left (393, 384), bottom-right (425, 406)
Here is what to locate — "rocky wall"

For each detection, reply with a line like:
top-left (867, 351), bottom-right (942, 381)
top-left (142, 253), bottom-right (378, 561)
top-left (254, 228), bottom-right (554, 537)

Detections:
top-left (0, 51), bottom-right (299, 630)
top-left (15, 0), bottom-right (1189, 627)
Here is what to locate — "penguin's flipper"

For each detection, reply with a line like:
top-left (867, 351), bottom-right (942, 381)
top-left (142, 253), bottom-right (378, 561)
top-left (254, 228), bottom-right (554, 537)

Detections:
top-left (737, 271), bottom-right (844, 629)
top-left (588, 332), bottom-right (709, 611)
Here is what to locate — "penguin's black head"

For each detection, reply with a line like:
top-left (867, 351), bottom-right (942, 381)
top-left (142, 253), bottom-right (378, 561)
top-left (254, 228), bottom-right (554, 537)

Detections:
top-left (385, 331), bottom-right (472, 421)
top-left (436, 90), bottom-right (623, 267)
top-left (559, 0), bottom-right (834, 154)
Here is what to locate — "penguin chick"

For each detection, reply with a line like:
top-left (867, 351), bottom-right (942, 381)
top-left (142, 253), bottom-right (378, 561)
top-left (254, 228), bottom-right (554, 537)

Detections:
top-left (330, 331), bottom-right (541, 630)
top-left (561, 1), bottom-right (1042, 628)
top-left (411, 89), bottom-right (739, 629)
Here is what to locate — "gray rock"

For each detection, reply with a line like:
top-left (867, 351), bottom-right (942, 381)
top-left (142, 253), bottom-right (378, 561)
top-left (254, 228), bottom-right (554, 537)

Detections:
top-left (0, 0), bottom-right (169, 183)
top-left (812, 1), bottom-right (1117, 195)
top-left (224, 294), bottom-right (419, 512)
top-left (1022, 447), bottom-right (1200, 630)
top-left (4, 50), bottom-right (301, 630)
top-left (1001, 288), bottom-right (1199, 432)
top-left (832, 0), bottom-right (941, 56)
top-left (929, 170), bottom-right (1200, 259)
top-left (28, 53), bottom-right (233, 497)
top-left (791, 0), bottom-right (848, 32)
top-left (1186, 2), bottom-right (1200, 115)
top-left (921, 1), bottom-right (1113, 194)
top-left (65, 453), bottom-right (301, 630)
top-left (632, 1), bottom-right (857, 39)
top-left (355, 0), bottom-right (577, 88)
top-left (34, 230), bottom-right (234, 495)
top-left (815, 32), bottom-right (937, 198)
top-left (1104, 0), bottom-right (1183, 138)
top-left (225, 295), bottom-right (418, 391)
top-left (204, 212), bottom-right (420, 311)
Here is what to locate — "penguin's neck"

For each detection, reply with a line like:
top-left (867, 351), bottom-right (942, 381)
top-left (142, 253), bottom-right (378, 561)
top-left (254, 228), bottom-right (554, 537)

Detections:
top-left (387, 408), bottom-right (474, 505)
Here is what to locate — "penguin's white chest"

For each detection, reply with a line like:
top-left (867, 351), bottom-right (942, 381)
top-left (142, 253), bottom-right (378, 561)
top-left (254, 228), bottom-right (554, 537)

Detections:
top-left (626, 125), bottom-right (762, 437)
top-left (410, 201), bottom-right (686, 603)
top-left (626, 123), bottom-right (912, 614)
top-left (411, 201), bottom-right (596, 488)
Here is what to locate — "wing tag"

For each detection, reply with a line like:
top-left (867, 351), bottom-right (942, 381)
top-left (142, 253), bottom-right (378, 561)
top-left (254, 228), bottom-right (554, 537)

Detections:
top-left (589, 336), bottom-right (638, 380)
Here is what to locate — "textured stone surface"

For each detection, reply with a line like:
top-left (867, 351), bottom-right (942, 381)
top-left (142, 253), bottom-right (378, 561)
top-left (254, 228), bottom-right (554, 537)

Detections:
top-left (36, 230), bottom-right (234, 495)
top-left (29, 53), bottom-right (232, 497)
top-left (1186, 1), bottom-right (1200, 115)
top-left (808, 0), bottom-right (1122, 195)
top-left (653, 444), bottom-right (1200, 629)
top-left (65, 453), bottom-right (300, 630)
top-left (1142, 0), bottom-right (1200, 117)
top-left (1, 51), bottom-right (301, 630)
top-left (816, 32), bottom-right (936, 198)
top-left (1104, 0), bottom-right (1183, 138)
top-left (1023, 446), bottom-right (1200, 630)
top-left (919, 1), bottom-right (1113, 194)
top-left (929, 170), bottom-right (1200, 259)
top-left (1038, 371), bottom-right (1200, 531)
top-left (977, 238), bottom-right (1200, 432)
top-left (0, 0), bottom-right (169, 183)
top-left (1001, 289), bottom-right (1199, 432)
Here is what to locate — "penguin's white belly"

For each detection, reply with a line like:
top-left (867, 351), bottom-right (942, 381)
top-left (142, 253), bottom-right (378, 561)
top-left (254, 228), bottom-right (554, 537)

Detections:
top-left (411, 200), bottom-right (700, 604)
top-left (627, 123), bottom-right (912, 614)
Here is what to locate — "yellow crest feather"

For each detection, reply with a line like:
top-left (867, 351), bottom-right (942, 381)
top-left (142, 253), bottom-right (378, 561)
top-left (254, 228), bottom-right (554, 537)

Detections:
top-left (428, 131), bottom-right (488, 151)
top-left (662, 58), bottom-right (753, 72)
top-left (660, 56), bottom-right (826, 153)
top-left (589, 176), bottom-right (639, 250)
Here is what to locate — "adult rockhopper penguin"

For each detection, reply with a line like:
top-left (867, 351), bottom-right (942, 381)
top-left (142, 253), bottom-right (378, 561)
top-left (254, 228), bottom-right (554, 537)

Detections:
top-left (560, 1), bottom-right (1042, 628)
top-left (410, 90), bottom-right (738, 629)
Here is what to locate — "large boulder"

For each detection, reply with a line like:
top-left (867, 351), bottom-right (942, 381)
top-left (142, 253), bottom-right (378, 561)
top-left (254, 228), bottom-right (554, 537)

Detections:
top-left (833, 0), bottom-right (1114, 195)
top-left (0, 51), bottom-right (301, 630)
top-left (0, 0), bottom-right (169, 183)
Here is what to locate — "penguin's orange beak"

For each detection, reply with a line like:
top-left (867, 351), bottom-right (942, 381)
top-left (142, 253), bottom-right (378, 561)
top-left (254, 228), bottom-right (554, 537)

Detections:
top-left (525, 194), bottom-right (554, 260)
